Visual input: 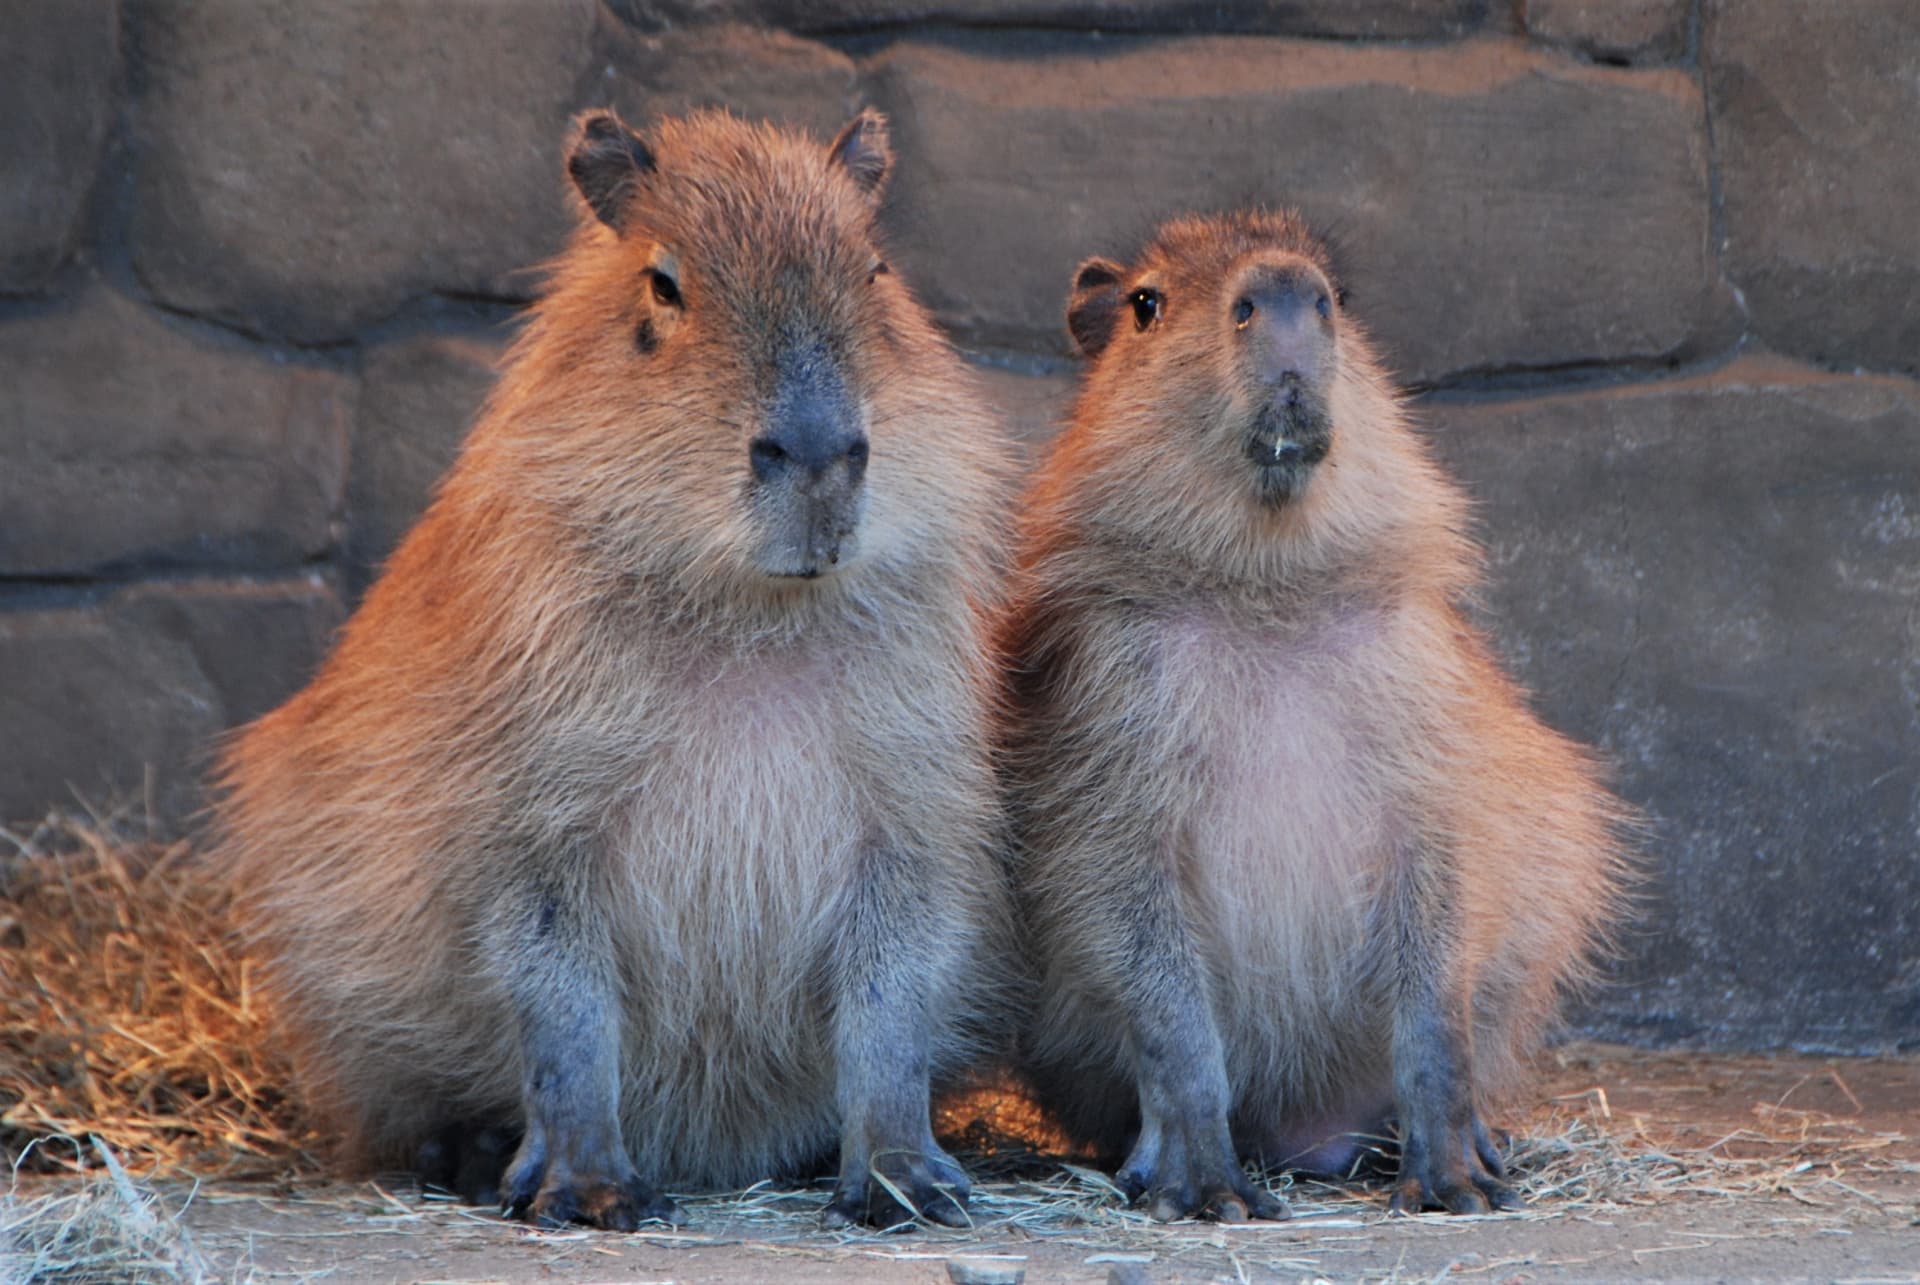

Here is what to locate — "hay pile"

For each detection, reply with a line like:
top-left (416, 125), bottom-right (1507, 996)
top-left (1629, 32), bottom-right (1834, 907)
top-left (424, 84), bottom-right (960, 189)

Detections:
top-left (0, 806), bottom-right (310, 1181)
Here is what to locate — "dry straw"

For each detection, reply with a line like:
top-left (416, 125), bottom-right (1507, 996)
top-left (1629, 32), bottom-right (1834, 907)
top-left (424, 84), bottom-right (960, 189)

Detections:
top-left (2, 1136), bottom-right (211, 1284)
top-left (0, 804), bottom-right (311, 1181)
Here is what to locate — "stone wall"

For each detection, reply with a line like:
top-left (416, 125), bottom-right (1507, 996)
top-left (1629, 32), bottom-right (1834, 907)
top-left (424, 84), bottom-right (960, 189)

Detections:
top-left (2, 0), bottom-right (1915, 1052)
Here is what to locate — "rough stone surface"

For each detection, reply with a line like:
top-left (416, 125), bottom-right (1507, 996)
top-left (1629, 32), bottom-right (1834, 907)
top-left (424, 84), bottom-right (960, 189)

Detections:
top-left (0, 284), bottom-right (353, 577)
top-left (0, 577), bottom-right (345, 828)
top-left (347, 331), bottom-right (504, 597)
top-left (126, 0), bottom-right (596, 342)
top-left (1423, 359), bottom-right (1920, 1051)
top-left (864, 34), bottom-right (1725, 384)
top-left (610, 0), bottom-right (1489, 38)
top-left (1523, 0), bottom-right (1689, 62)
top-left (0, 0), bottom-right (117, 293)
top-left (1706, 2), bottom-right (1920, 375)
top-left (590, 19), bottom-right (857, 141)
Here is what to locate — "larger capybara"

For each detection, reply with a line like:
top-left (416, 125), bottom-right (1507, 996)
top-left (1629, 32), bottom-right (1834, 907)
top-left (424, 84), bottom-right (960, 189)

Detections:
top-left (214, 108), bottom-right (1016, 1231)
top-left (1002, 210), bottom-right (1632, 1220)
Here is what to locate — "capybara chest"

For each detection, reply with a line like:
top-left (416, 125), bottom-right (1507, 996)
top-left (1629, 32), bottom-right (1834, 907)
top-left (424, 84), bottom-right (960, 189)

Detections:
top-left (613, 651), bottom-right (864, 979)
top-left (1156, 607), bottom-right (1399, 972)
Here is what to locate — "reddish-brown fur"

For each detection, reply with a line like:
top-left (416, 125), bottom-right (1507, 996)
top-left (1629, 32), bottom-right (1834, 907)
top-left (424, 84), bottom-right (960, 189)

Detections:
top-left (214, 109), bottom-right (1015, 1230)
top-left (1002, 211), bottom-right (1632, 1219)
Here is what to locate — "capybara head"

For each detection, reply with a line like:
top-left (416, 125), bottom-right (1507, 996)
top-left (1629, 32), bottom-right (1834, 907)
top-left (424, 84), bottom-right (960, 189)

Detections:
top-left (1066, 210), bottom-right (1345, 509)
top-left (521, 107), bottom-right (964, 591)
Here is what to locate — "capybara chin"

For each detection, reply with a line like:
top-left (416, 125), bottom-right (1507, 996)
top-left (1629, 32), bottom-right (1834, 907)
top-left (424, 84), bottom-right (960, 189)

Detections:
top-left (1004, 210), bottom-right (1632, 1221)
top-left (213, 107), bottom-right (1016, 1232)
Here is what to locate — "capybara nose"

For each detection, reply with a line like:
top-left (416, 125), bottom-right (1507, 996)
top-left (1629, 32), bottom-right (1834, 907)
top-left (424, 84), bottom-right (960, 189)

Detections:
top-left (1233, 263), bottom-right (1335, 388)
top-left (749, 426), bottom-right (867, 484)
top-left (752, 355), bottom-right (868, 484)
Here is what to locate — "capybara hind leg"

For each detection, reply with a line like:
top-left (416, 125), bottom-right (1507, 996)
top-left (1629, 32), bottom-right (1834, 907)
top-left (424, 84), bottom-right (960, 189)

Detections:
top-left (416, 1120), bottom-right (520, 1207)
top-left (1113, 884), bottom-right (1287, 1224)
top-left (821, 849), bottom-right (972, 1230)
top-left (1385, 894), bottom-right (1520, 1215)
top-left (491, 881), bottom-right (684, 1231)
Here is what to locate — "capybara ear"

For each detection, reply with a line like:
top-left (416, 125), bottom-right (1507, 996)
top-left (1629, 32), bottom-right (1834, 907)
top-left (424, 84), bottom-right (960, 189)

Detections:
top-left (1066, 257), bottom-right (1127, 358)
top-left (568, 109), bottom-right (656, 231)
top-left (828, 108), bottom-right (892, 197)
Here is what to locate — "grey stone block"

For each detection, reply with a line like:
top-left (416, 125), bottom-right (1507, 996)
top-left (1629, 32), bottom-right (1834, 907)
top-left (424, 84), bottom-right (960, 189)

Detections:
top-left (1523, 0), bottom-right (1689, 62)
top-left (1423, 359), bottom-right (1920, 1051)
top-left (126, 0), bottom-right (597, 342)
top-left (610, 0), bottom-right (1489, 38)
top-left (348, 332), bottom-right (504, 596)
top-left (1706, 1), bottom-right (1920, 375)
top-left (0, 284), bottom-right (352, 576)
top-left (0, 577), bottom-right (345, 829)
top-left (0, 0), bottom-right (117, 293)
top-left (590, 19), bottom-right (858, 141)
top-left (863, 34), bottom-right (1726, 385)
top-left (123, 4), bottom-right (863, 343)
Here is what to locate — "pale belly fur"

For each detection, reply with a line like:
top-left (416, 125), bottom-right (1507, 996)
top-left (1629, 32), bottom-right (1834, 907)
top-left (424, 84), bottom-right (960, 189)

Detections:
top-left (1158, 606), bottom-right (1401, 1136)
top-left (605, 651), bottom-right (865, 1183)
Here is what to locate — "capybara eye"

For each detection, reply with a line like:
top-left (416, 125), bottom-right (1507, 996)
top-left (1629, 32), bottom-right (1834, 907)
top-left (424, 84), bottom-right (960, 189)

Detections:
top-left (1316, 294), bottom-right (1333, 320)
top-left (846, 439), bottom-right (869, 466)
top-left (650, 269), bottom-right (682, 308)
top-left (1233, 297), bottom-right (1255, 329)
top-left (1130, 288), bottom-right (1161, 330)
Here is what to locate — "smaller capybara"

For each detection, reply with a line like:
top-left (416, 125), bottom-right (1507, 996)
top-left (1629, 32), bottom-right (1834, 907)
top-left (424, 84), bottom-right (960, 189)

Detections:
top-left (214, 108), bottom-right (1016, 1230)
top-left (1003, 210), bottom-right (1631, 1220)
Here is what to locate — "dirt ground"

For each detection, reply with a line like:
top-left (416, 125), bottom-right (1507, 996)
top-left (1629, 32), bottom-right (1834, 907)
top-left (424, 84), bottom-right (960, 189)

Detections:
top-left (24, 1043), bottom-right (1920, 1284)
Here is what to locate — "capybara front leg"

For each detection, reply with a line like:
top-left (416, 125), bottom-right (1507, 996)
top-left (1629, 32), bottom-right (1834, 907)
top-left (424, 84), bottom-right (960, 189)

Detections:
top-left (490, 882), bottom-right (684, 1231)
top-left (1384, 870), bottom-right (1521, 1216)
top-left (1113, 882), bottom-right (1288, 1223)
top-left (821, 849), bottom-right (971, 1230)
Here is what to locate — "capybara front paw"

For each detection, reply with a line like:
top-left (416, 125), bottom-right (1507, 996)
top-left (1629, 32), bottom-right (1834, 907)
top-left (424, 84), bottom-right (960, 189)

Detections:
top-left (526, 1175), bottom-right (685, 1231)
top-left (823, 1146), bottom-right (971, 1230)
top-left (503, 1153), bottom-right (684, 1231)
top-left (1386, 1118), bottom-right (1522, 1216)
top-left (1116, 1157), bottom-right (1289, 1223)
top-left (1115, 1117), bottom-right (1288, 1224)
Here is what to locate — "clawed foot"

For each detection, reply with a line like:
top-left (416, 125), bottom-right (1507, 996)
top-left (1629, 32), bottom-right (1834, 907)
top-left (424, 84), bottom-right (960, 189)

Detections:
top-left (1117, 1124), bottom-right (1289, 1223)
top-left (1387, 1115), bottom-right (1523, 1216)
top-left (823, 1145), bottom-right (971, 1230)
top-left (415, 1120), bottom-right (518, 1207)
top-left (502, 1140), bottom-right (685, 1231)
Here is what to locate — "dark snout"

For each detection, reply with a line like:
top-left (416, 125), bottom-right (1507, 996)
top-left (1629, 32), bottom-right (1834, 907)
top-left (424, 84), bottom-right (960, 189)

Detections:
top-left (1234, 262), bottom-right (1335, 389)
top-left (1244, 388), bottom-right (1331, 469)
top-left (748, 347), bottom-right (869, 578)
top-left (750, 359), bottom-right (869, 489)
top-left (1232, 261), bottom-right (1337, 506)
